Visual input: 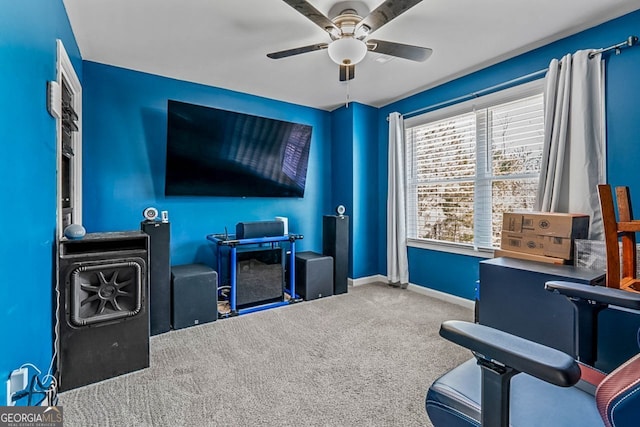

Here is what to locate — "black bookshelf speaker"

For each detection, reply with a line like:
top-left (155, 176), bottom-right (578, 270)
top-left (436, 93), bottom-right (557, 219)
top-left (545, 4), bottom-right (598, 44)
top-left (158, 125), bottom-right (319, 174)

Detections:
top-left (322, 215), bottom-right (349, 295)
top-left (141, 220), bottom-right (171, 335)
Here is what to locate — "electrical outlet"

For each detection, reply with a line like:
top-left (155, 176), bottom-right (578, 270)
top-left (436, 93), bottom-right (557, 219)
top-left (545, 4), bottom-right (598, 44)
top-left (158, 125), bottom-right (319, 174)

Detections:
top-left (6, 367), bottom-right (28, 406)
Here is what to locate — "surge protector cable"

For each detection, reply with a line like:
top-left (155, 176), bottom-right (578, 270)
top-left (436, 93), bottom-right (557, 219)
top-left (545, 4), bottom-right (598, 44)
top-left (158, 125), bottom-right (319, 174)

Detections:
top-left (13, 360), bottom-right (58, 406)
top-left (47, 278), bottom-right (62, 383)
top-left (9, 281), bottom-right (62, 406)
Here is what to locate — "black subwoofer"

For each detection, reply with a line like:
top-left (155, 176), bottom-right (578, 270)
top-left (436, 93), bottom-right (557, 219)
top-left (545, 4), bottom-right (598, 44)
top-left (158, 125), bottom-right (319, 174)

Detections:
top-left (171, 264), bottom-right (218, 330)
top-left (294, 251), bottom-right (333, 300)
top-left (236, 247), bottom-right (284, 309)
top-left (322, 215), bottom-right (349, 295)
top-left (57, 231), bottom-right (149, 392)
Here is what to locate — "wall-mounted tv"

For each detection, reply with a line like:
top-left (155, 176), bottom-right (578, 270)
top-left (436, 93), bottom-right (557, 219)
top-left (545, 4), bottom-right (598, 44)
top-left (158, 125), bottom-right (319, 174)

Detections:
top-left (165, 100), bottom-right (312, 197)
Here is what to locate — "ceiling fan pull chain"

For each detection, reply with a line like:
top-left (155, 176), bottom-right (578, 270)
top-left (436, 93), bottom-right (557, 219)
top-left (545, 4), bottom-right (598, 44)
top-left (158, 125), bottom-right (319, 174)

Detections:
top-left (345, 80), bottom-right (350, 108)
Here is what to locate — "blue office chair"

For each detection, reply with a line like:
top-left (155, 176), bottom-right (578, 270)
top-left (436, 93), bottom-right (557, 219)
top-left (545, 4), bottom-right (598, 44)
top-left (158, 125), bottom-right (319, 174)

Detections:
top-left (426, 281), bottom-right (640, 427)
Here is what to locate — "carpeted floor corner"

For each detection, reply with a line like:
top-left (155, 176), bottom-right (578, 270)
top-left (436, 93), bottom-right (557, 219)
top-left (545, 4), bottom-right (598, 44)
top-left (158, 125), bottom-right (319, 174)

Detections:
top-left (59, 283), bottom-right (473, 426)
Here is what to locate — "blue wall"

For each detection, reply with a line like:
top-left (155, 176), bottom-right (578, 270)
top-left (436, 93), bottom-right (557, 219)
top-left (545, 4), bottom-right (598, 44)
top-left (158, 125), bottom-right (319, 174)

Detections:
top-left (329, 103), bottom-right (380, 279)
top-left (0, 0), bottom-right (81, 405)
top-left (378, 10), bottom-right (640, 299)
top-left (2, 3), bottom-right (639, 407)
top-left (329, 105), bottom-right (355, 276)
top-left (329, 107), bottom-right (355, 206)
top-left (352, 103), bottom-right (379, 278)
top-left (81, 62), bottom-right (332, 266)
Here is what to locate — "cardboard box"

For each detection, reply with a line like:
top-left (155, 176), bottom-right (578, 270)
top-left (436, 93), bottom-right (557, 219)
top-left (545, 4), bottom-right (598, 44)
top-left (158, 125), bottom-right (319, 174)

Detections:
top-left (494, 248), bottom-right (565, 265)
top-left (502, 212), bottom-right (589, 239)
top-left (500, 232), bottom-right (574, 260)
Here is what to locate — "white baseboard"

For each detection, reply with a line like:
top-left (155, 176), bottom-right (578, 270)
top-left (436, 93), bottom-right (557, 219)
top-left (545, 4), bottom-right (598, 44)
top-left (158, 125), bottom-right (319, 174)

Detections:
top-left (349, 274), bottom-right (386, 287)
top-left (349, 275), bottom-right (474, 310)
top-left (406, 283), bottom-right (475, 310)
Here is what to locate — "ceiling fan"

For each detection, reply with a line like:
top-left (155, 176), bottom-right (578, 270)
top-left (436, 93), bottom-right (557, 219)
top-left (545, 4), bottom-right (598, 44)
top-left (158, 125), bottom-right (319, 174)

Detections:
top-left (267, 0), bottom-right (432, 81)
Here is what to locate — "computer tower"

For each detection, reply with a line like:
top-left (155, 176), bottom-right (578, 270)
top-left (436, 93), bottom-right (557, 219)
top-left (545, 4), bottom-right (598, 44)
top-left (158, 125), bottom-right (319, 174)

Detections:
top-left (141, 220), bottom-right (171, 335)
top-left (171, 264), bottom-right (217, 329)
top-left (322, 215), bottom-right (349, 295)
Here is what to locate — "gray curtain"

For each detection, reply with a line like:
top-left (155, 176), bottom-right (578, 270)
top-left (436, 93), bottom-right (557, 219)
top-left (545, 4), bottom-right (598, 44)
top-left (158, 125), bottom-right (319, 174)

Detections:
top-left (387, 112), bottom-right (409, 287)
top-left (535, 50), bottom-right (606, 239)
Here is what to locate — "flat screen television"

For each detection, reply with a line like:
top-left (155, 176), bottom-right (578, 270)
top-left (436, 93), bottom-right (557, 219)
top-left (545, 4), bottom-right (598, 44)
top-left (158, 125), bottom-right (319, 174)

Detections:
top-left (165, 100), bottom-right (312, 197)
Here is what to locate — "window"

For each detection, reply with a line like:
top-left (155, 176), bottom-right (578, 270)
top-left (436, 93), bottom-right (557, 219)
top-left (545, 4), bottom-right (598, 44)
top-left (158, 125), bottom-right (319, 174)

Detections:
top-left (55, 40), bottom-right (82, 238)
top-left (404, 80), bottom-right (544, 251)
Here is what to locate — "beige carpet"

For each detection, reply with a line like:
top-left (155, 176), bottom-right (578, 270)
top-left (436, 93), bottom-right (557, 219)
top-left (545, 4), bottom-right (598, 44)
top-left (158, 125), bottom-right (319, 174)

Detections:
top-left (59, 282), bottom-right (473, 426)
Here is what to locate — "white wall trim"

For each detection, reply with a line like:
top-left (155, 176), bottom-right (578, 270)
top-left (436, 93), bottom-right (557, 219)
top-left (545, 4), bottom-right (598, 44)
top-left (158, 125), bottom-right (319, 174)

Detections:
top-left (349, 274), bottom-right (474, 310)
top-left (349, 274), bottom-right (387, 287)
top-left (406, 283), bottom-right (475, 310)
top-left (407, 239), bottom-right (494, 258)
top-left (56, 39), bottom-right (82, 239)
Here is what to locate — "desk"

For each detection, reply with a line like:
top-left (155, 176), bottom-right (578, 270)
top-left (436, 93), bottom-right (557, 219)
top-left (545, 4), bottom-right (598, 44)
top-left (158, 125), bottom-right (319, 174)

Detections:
top-left (479, 257), bottom-right (605, 360)
top-left (207, 233), bottom-right (303, 316)
top-left (479, 257), bottom-right (640, 371)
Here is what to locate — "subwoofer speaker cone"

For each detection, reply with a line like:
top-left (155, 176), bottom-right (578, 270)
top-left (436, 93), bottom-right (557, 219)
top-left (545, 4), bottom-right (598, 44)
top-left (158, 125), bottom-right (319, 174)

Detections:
top-left (70, 261), bottom-right (143, 326)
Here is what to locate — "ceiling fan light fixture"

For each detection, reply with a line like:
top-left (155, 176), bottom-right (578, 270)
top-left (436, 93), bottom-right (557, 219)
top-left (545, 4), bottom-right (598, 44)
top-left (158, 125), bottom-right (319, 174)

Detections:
top-left (327, 37), bottom-right (367, 65)
top-left (326, 26), bottom-right (341, 39)
top-left (354, 24), bottom-right (370, 39)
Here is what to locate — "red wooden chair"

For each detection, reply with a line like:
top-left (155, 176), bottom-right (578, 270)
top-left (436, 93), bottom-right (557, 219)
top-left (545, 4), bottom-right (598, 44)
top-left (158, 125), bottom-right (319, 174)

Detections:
top-left (597, 184), bottom-right (640, 293)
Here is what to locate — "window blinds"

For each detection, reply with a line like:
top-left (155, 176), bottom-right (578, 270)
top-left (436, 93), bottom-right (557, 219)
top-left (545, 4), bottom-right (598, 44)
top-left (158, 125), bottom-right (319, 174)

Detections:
top-left (406, 92), bottom-right (544, 248)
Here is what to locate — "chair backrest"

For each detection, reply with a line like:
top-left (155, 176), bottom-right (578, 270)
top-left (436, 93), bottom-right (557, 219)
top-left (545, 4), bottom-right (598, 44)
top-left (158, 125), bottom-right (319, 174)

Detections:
top-left (597, 184), bottom-right (640, 292)
top-left (596, 352), bottom-right (640, 427)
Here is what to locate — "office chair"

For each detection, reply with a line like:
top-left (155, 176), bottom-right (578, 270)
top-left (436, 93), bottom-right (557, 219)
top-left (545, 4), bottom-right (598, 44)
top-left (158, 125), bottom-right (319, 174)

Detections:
top-left (426, 281), bottom-right (640, 427)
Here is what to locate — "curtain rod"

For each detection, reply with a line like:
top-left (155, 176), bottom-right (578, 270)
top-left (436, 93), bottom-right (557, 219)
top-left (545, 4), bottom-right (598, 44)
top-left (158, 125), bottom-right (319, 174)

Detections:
top-left (397, 34), bottom-right (638, 121)
top-left (589, 35), bottom-right (638, 58)
top-left (399, 69), bottom-right (546, 120)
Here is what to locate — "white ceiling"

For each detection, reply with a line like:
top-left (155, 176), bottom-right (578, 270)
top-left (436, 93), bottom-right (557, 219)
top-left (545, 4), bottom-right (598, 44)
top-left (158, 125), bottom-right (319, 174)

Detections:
top-left (63, 0), bottom-right (639, 111)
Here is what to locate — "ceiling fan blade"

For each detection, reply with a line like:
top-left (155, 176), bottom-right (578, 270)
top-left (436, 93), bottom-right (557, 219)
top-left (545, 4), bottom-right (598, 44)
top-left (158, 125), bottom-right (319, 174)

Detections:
top-left (267, 43), bottom-right (328, 59)
top-left (358, 0), bottom-right (423, 34)
top-left (367, 39), bottom-right (432, 62)
top-left (281, 0), bottom-right (339, 33)
top-left (339, 64), bottom-right (355, 82)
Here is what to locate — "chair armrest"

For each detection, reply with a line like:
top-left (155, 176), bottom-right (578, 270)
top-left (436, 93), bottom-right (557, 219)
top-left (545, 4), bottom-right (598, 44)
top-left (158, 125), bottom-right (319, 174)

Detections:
top-left (545, 281), bottom-right (640, 310)
top-left (440, 320), bottom-right (580, 387)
